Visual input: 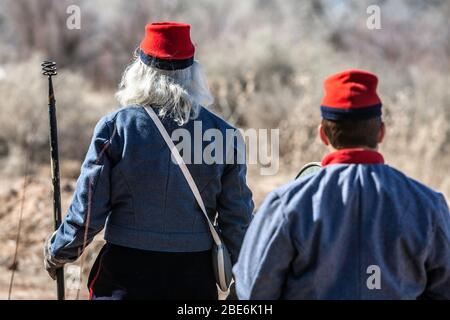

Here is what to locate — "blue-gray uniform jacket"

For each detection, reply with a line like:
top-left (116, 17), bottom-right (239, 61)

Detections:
top-left (50, 105), bottom-right (254, 264)
top-left (234, 149), bottom-right (450, 299)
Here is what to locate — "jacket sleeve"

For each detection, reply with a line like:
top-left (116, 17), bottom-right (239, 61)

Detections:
top-left (423, 195), bottom-right (450, 299)
top-left (233, 191), bottom-right (296, 300)
top-left (50, 116), bottom-right (115, 261)
top-left (216, 131), bottom-right (254, 265)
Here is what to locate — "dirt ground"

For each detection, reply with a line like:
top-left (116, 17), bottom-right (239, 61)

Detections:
top-left (0, 162), bottom-right (294, 300)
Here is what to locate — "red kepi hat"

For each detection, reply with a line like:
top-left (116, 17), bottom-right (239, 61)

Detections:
top-left (139, 22), bottom-right (195, 70)
top-left (320, 69), bottom-right (382, 121)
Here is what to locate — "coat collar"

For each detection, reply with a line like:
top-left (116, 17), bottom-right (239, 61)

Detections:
top-left (322, 148), bottom-right (385, 167)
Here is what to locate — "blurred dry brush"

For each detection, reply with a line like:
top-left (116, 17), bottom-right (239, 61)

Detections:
top-left (0, 0), bottom-right (449, 300)
top-left (0, 54), bottom-right (116, 177)
top-left (0, 0), bottom-right (449, 196)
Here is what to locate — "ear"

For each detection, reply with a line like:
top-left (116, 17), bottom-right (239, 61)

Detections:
top-left (319, 124), bottom-right (330, 146)
top-left (377, 121), bottom-right (386, 144)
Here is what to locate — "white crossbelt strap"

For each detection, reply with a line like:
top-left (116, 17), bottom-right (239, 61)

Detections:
top-left (144, 106), bottom-right (223, 246)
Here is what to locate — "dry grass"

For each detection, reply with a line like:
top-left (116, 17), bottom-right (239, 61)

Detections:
top-left (0, 0), bottom-right (449, 299)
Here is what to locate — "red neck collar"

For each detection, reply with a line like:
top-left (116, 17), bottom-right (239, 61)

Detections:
top-left (322, 148), bottom-right (385, 167)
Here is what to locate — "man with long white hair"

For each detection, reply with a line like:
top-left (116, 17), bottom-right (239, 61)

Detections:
top-left (44, 22), bottom-right (254, 300)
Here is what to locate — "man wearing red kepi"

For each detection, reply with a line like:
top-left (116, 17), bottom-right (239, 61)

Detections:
top-left (44, 22), bottom-right (254, 300)
top-left (234, 69), bottom-right (450, 299)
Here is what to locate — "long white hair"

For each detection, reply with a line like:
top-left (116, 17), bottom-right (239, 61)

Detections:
top-left (115, 51), bottom-right (214, 125)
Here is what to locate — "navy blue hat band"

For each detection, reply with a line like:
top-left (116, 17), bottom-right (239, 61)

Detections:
top-left (139, 50), bottom-right (194, 71)
top-left (321, 104), bottom-right (382, 121)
